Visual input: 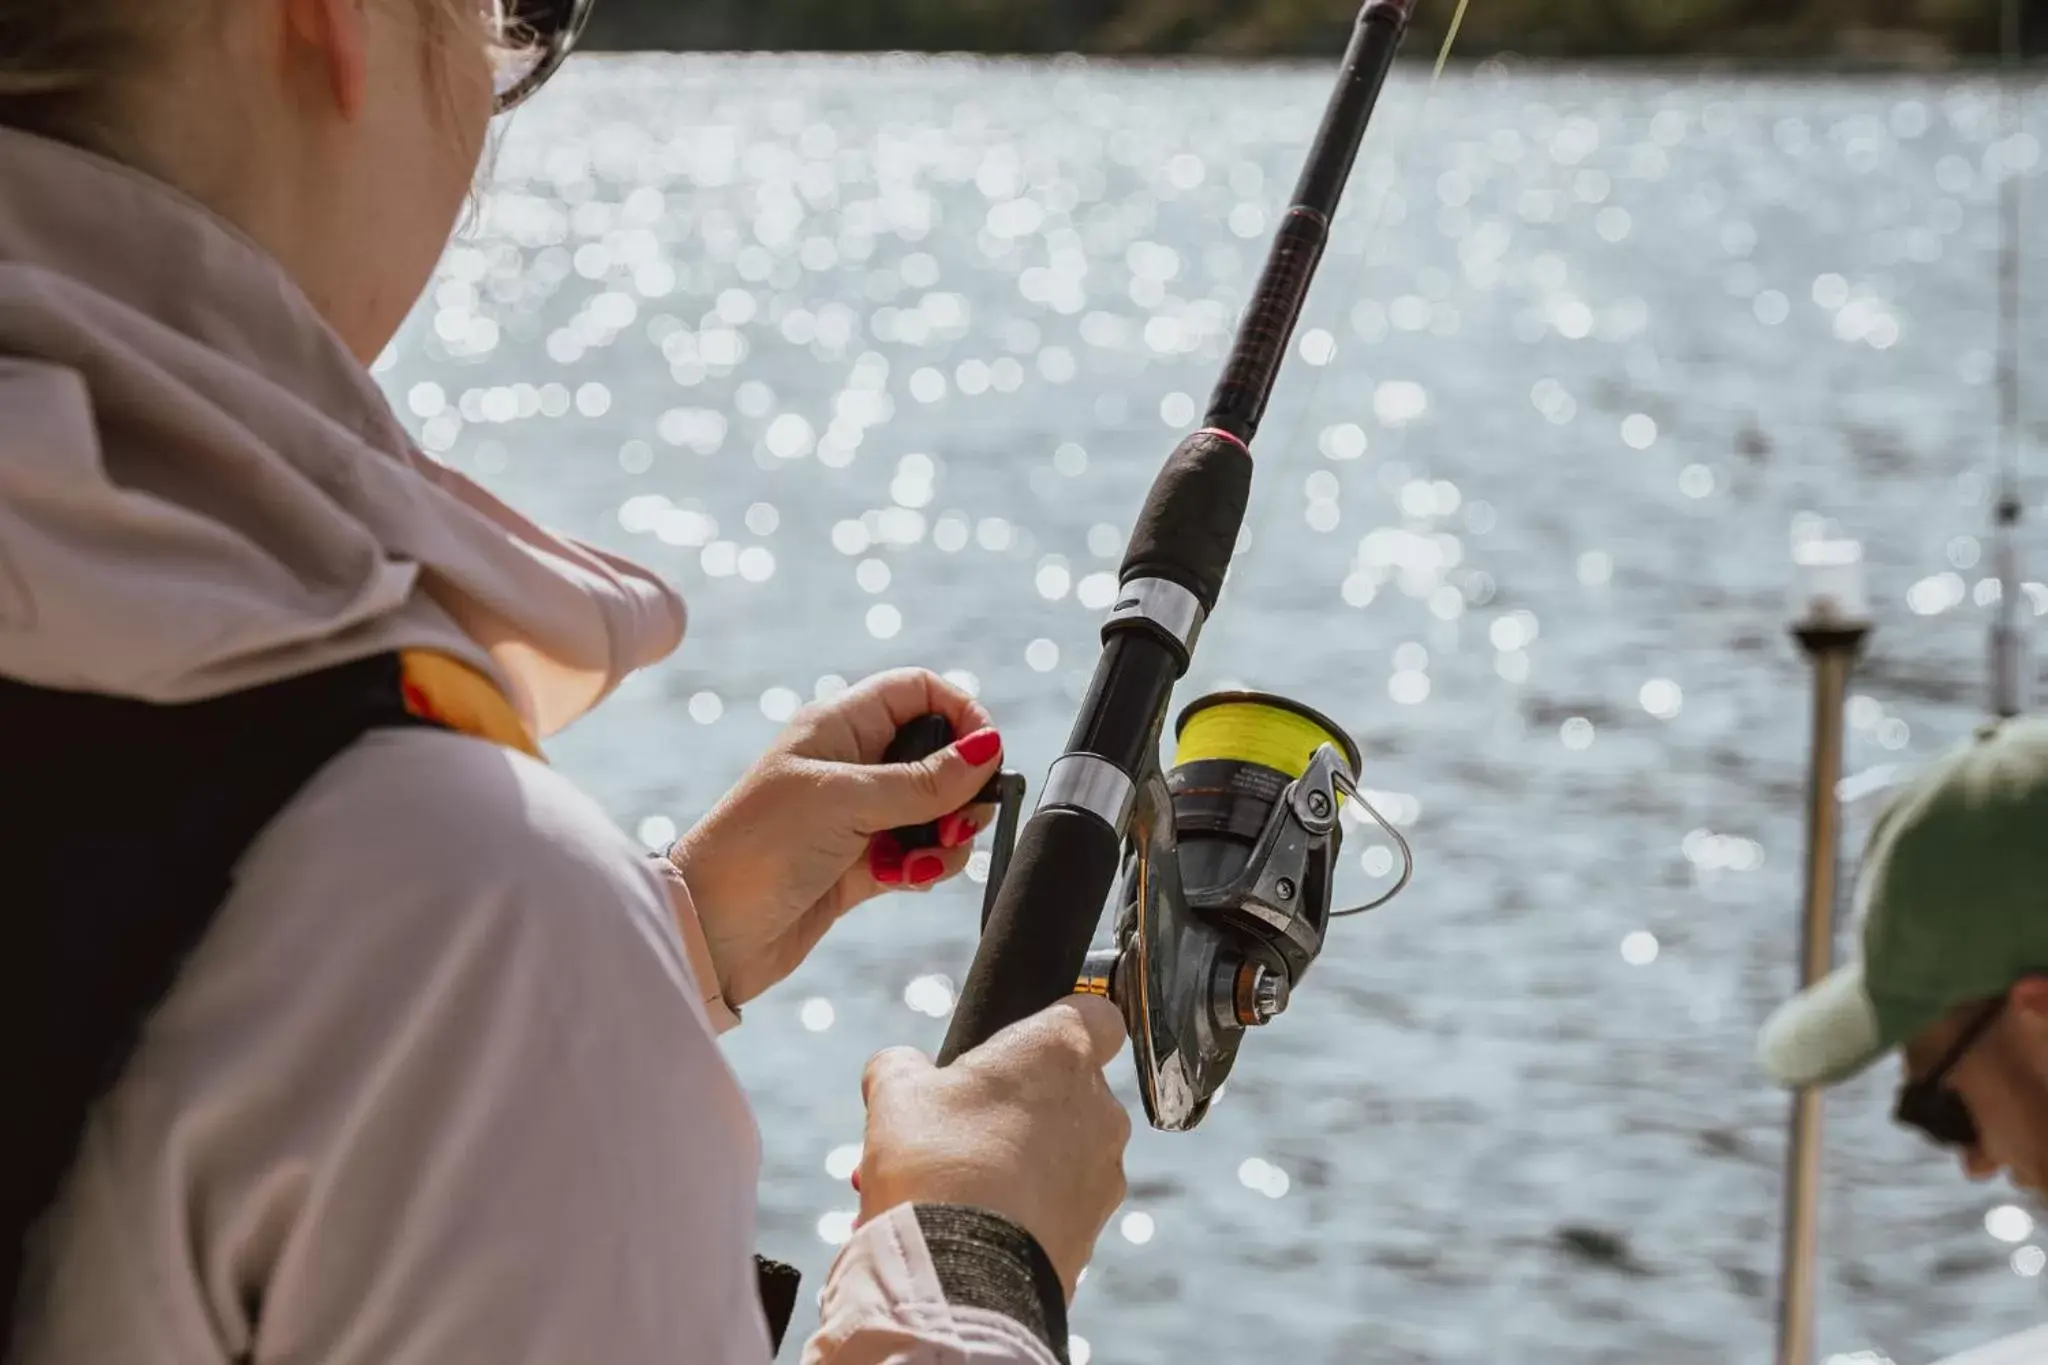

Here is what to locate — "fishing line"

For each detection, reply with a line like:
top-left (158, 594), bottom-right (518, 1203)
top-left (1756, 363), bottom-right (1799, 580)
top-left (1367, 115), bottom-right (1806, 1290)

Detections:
top-left (1435, 0), bottom-right (1474, 81)
top-left (1211, 3), bottom-right (1470, 641)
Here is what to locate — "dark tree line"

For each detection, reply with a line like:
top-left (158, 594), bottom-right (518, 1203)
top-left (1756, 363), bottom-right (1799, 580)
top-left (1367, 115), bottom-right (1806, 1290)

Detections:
top-left (581, 0), bottom-right (2045, 60)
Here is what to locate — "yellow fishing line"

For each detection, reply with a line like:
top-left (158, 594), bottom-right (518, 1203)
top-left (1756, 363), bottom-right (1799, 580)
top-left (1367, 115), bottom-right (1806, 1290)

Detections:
top-left (1174, 700), bottom-right (1348, 780)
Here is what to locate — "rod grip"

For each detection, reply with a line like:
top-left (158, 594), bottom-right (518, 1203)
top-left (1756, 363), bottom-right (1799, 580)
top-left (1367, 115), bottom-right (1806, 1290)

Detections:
top-left (937, 806), bottom-right (1123, 1064)
top-left (1118, 430), bottom-right (1253, 614)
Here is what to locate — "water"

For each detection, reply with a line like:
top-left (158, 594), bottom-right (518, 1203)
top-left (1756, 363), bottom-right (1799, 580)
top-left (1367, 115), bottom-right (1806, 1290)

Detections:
top-left (374, 55), bottom-right (2047, 1364)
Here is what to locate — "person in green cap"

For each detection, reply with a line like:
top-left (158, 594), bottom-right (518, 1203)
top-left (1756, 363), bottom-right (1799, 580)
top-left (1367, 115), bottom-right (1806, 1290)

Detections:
top-left (1758, 717), bottom-right (2048, 1192)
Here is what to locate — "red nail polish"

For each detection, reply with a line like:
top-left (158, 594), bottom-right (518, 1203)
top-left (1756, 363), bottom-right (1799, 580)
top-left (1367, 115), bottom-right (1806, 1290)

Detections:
top-left (850, 1169), bottom-right (862, 1194)
top-left (905, 852), bottom-right (945, 887)
top-left (869, 833), bottom-right (906, 885)
top-left (954, 728), bottom-right (1002, 766)
top-left (938, 812), bottom-right (983, 848)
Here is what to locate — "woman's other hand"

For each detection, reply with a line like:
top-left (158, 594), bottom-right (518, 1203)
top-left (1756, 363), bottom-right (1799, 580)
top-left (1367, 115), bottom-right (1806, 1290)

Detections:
top-left (667, 668), bottom-right (1002, 1006)
top-left (856, 996), bottom-right (1132, 1300)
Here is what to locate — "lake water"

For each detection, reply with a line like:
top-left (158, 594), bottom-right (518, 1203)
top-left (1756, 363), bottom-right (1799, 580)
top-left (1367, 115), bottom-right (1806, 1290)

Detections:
top-left (372, 54), bottom-right (2046, 1364)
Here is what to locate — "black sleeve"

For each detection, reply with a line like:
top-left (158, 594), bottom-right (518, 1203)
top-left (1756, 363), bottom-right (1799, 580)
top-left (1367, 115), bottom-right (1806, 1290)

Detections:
top-left (911, 1204), bottom-right (1070, 1363)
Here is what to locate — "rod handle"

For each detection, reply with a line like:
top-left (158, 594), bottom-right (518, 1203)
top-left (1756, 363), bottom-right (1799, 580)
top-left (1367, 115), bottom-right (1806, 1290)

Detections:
top-left (937, 806), bottom-right (1123, 1065)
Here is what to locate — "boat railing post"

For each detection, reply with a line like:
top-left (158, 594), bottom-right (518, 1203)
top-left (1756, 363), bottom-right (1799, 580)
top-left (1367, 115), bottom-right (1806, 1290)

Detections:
top-left (1774, 536), bottom-right (1872, 1365)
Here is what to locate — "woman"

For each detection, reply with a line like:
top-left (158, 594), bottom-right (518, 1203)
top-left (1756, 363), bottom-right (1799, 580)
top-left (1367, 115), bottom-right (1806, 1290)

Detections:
top-left (0, 2), bottom-right (1130, 1362)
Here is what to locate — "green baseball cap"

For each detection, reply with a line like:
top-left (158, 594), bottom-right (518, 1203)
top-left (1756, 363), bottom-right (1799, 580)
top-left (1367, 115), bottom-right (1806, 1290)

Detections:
top-left (1757, 716), bottom-right (2048, 1089)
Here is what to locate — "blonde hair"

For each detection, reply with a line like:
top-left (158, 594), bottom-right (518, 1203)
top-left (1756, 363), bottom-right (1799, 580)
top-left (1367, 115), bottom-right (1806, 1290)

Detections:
top-left (0, 1), bottom-right (168, 142)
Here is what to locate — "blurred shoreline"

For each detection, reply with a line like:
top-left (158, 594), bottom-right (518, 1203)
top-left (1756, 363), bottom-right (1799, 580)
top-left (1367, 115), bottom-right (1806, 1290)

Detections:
top-left (578, 1), bottom-right (2044, 66)
top-left (572, 48), bottom-right (2044, 78)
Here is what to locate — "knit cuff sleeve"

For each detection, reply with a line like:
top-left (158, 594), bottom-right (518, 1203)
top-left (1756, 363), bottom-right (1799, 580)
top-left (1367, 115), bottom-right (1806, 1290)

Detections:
top-left (912, 1204), bottom-right (1068, 1363)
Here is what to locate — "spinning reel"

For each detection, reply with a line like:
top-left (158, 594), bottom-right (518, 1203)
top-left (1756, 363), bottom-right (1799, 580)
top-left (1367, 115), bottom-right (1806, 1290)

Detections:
top-left (886, 692), bottom-right (1412, 1132)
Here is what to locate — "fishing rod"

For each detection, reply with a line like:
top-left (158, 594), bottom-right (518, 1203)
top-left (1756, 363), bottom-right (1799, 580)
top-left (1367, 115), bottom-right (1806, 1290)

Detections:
top-left (884, 0), bottom-right (1422, 1130)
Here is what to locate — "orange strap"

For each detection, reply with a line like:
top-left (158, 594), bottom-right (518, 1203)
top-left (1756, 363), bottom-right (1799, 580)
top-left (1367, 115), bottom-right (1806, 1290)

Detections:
top-left (397, 650), bottom-right (542, 760)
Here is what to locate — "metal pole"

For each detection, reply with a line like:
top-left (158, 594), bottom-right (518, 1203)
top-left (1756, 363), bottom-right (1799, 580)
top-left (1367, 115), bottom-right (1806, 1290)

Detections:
top-left (1989, 0), bottom-right (2029, 719)
top-left (1774, 609), bottom-right (1867, 1365)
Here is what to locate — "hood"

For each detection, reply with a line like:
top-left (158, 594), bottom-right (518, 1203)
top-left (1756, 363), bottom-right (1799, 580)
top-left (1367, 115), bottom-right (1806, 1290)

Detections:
top-left (0, 127), bottom-right (684, 738)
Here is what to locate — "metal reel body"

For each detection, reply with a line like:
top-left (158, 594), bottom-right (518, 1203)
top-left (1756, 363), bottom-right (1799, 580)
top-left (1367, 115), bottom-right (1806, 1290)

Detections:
top-left (1028, 690), bottom-right (1412, 1133)
top-left (1104, 709), bottom-right (1360, 1132)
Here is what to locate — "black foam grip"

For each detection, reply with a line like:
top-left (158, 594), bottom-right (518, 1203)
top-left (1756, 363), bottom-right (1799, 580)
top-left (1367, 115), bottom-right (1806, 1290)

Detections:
top-left (938, 807), bottom-right (1123, 1065)
top-left (1118, 429), bottom-right (1253, 613)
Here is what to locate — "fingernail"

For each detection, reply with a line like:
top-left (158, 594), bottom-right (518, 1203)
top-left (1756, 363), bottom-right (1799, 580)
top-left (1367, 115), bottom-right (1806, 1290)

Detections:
top-left (905, 852), bottom-right (945, 887)
top-left (953, 727), bottom-right (1002, 766)
top-left (938, 812), bottom-right (984, 848)
top-left (869, 833), bottom-right (906, 885)
top-left (850, 1168), bottom-right (862, 1194)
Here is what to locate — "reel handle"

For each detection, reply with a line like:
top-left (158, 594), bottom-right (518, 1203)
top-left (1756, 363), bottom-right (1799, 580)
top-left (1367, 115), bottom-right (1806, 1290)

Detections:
top-left (880, 713), bottom-right (1007, 851)
top-left (882, 714), bottom-right (1028, 933)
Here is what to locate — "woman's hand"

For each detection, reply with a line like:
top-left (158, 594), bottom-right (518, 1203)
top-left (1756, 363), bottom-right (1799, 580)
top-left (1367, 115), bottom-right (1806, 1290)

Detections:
top-left (857, 996), bottom-right (1131, 1299)
top-left (666, 668), bottom-right (1003, 1007)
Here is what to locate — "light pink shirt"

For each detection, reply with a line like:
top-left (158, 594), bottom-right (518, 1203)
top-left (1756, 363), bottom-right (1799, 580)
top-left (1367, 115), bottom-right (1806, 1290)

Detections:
top-left (0, 124), bottom-right (1057, 1365)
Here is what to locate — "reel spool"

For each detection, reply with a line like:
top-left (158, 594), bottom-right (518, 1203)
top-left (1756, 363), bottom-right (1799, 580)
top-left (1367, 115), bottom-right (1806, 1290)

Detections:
top-left (1085, 690), bottom-right (1412, 1131)
top-left (1169, 692), bottom-right (1366, 985)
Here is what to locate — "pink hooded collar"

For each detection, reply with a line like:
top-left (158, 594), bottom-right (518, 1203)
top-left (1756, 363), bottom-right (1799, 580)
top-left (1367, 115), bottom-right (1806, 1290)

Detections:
top-left (0, 125), bottom-right (684, 736)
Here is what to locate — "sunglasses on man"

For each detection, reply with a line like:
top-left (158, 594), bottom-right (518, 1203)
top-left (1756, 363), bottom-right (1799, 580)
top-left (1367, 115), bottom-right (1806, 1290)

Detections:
top-left (488, 0), bottom-right (597, 114)
top-left (1893, 998), bottom-right (2006, 1150)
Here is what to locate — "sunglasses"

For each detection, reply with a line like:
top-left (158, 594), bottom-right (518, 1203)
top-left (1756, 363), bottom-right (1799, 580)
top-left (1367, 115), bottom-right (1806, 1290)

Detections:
top-left (1893, 998), bottom-right (2006, 1149)
top-left (488, 0), bottom-right (597, 114)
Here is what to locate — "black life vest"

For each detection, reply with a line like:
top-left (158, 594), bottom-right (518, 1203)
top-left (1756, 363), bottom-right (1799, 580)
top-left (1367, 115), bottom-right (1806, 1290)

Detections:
top-left (0, 654), bottom-right (798, 1357)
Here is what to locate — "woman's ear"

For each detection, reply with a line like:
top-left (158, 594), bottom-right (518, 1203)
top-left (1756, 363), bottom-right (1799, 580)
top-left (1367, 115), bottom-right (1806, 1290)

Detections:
top-left (2008, 975), bottom-right (2048, 1021)
top-left (281, 0), bottom-right (368, 119)
top-left (2008, 978), bottom-right (2048, 1093)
